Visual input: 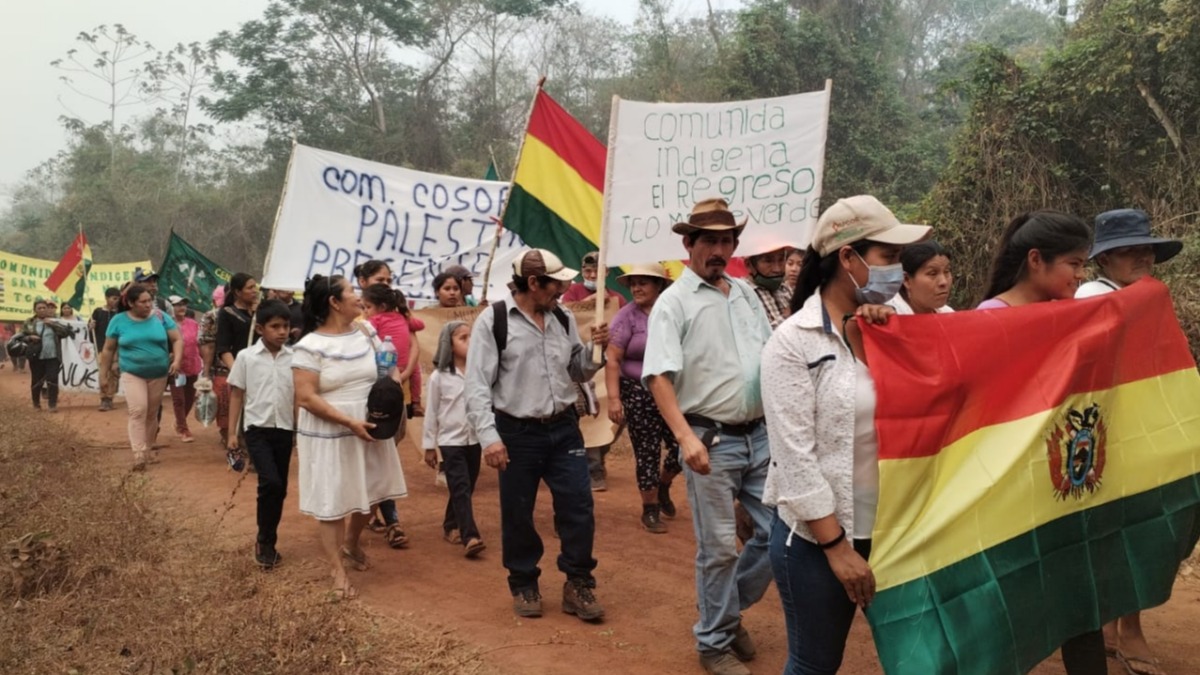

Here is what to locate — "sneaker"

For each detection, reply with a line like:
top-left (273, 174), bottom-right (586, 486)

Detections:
top-left (561, 578), bottom-right (605, 622)
top-left (255, 543), bottom-right (282, 569)
top-left (658, 482), bottom-right (676, 519)
top-left (699, 651), bottom-right (751, 675)
top-left (731, 624), bottom-right (757, 662)
top-left (590, 476), bottom-right (607, 492)
top-left (641, 506), bottom-right (667, 534)
top-left (512, 589), bottom-right (543, 618)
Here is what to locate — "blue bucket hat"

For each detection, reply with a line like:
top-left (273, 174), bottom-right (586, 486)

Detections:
top-left (1090, 209), bottom-right (1182, 262)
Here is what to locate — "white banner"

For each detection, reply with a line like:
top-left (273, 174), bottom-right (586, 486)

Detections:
top-left (601, 86), bottom-right (831, 265)
top-left (261, 144), bottom-right (525, 303)
top-left (55, 319), bottom-right (104, 393)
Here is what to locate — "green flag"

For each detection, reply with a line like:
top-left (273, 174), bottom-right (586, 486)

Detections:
top-left (484, 160), bottom-right (499, 181)
top-left (158, 232), bottom-right (231, 311)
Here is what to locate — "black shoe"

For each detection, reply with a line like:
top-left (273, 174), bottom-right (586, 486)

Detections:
top-left (658, 482), bottom-right (676, 519)
top-left (255, 543), bottom-right (282, 569)
top-left (641, 505), bottom-right (667, 534)
top-left (513, 588), bottom-right (543, 618)
top-left (562, 578), bottom-right (605, 621)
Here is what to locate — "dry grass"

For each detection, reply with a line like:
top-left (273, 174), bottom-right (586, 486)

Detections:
top-left (0, 398), bottom-right (496, 675)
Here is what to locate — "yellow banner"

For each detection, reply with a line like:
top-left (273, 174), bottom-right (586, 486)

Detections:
top-left (0, 250), bottom-right (150, 322)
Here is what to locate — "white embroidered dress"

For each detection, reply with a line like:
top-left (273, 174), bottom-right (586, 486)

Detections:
top-left (292, 327), bottom-right (407, 521)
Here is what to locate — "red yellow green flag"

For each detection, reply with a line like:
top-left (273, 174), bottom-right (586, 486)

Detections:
top-left (504, 89), bottom-right (623, 287)
top-left (44, 233), bottom-right (93, 310)
top-left (861, 278), bottom-right (1200, 675)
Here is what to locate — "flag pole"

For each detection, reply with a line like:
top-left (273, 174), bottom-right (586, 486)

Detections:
top-left (480, 76), bottom-right (545, 304)
top-left (261, 136), bottom-right (299, 290)
top-left (592, 93), bottom-right (621, 364)
top-left (487, 144), bottom-right (504, 180)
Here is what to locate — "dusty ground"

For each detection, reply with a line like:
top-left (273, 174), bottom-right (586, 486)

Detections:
top-left (3, 369), bottom-right (1198, 675)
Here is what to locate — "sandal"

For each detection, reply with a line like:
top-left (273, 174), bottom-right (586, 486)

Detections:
top-left (1116, 651), bottom-right (1166, 675)
top-left (339, 546), bottom-right (371, 571)
top-left (385, 524), bottom-right (409, 549)
top-left (443, 529), bottom-right (461, 545)
top-left (464, 538), bottom-right (487, 559)
top-left (367, 515), bottom-right (387, 533)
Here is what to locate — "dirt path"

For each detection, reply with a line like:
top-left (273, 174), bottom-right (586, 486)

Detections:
top-left (5, 370), bottom-right (1198, 675)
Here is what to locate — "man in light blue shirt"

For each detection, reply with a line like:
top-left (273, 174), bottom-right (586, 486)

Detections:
top-left (643, 198), bottom-right (774, 675)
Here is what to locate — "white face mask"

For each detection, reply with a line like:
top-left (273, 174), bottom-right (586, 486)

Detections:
top-left (583, 279), bottom-right (596, 291)
top-left (851, 252), bottom-right (904, 304)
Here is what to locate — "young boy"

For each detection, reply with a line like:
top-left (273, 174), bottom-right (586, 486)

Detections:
top-left (227, 300), bottom-right (296, 569)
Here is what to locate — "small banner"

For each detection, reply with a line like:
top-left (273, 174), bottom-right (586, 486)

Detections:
top-left (0, 250), bottom-right (149, 322)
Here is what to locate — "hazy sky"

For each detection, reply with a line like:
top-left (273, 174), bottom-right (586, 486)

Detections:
top-left (0, 0), bottom-right (729, 197)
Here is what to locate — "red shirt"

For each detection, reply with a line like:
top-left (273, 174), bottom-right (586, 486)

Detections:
top-left (561, 282), bottom-right (625, 307)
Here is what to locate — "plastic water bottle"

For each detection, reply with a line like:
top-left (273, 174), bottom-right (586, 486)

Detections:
top-left (376, 336), bottom-right (397, 379)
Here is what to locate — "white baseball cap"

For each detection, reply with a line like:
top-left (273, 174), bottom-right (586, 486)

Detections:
top-left (512, 249), bottom-right (577, 282)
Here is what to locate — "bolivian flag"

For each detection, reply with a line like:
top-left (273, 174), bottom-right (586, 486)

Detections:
top-left (504, 89), bottom-right (623, 288)
top-left (45, 233), bottom-right (93, 310)
top-left (861, 278), bottom-right (1200, 675)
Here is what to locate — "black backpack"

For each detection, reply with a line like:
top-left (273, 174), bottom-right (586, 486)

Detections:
top-left (490, 300), bottom-right (569, 353)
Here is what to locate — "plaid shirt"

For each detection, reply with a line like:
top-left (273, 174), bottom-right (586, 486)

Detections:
top-left (198, 309), bottom-right (218, 346)
top-left (751, 281), bottom-right (793, 330)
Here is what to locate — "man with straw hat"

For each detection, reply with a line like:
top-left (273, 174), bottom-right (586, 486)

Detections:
top-left (643, 198), bottom-right (774, 675)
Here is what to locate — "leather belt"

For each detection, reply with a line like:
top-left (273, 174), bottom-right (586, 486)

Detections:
top-left (684, 413), bottom-right (764, 437)
top-left (495, 408), bottom-right (576, 425)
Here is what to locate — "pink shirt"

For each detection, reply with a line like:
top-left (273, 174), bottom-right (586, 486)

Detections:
top-left (178, 317), bottom-right (203, 376)
top-left (367, 312), bottom-right (414, 368)
top-left (976, 298), bottom-right (1011, 310)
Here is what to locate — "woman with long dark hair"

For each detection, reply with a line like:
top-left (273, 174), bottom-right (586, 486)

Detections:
top-left (293, 275), bottom-right (408, 598)
top-left (762, 196), bottom-right (930, 674)
top-left (213, 273), bottom-right (260, 448)
top-left (980, 211), bottom-right (1107, 675)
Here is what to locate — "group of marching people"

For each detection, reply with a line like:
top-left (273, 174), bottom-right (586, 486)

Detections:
top-left (22, 192), bottom-right (1184, 675)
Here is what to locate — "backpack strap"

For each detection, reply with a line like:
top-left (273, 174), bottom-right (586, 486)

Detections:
top-left (492, 301), bottom-right (508, 353)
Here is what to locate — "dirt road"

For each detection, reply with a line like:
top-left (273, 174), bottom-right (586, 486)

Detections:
top-left (4, 370), bottom-right (1197, 675)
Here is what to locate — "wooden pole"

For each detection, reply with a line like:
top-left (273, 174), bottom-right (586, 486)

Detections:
top-left (261, 137), bottom-right (299, 290)
top-left (479, 77), bottom-right (545, 303)
top-left (592, 93), bottom-right (622, 364)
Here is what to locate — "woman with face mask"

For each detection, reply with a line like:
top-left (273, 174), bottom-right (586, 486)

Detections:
top-left (760, 196), bottom-right (931, 674)
top-left (887, 241), bottom-right (955, 315)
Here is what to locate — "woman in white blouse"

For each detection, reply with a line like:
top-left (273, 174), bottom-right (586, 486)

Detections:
top-left (760, 195), bottom-right (930, 674)
top-left (886, 241), bottom-right (955, 315)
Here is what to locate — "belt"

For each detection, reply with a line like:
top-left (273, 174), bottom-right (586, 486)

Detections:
top-left (495, 407), bottom-right (576, 426)
top-left (684, 413), bottom-right (764, 437)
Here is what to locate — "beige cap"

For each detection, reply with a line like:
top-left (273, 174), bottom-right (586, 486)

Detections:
top-left (672, 197), bottom-right (747, 236)
top-left (811, 195), bottom-right (931, 257)
top-left (617, 262), bottom-right (673, 287)
top-left (512, 249), bottom-right (577, 282)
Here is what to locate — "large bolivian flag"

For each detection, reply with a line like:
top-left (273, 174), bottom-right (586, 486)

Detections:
top-left (504, 90), bottom-right (630, 293)
top-left (44, 233), bottom-right (93, 310)
top-left (861, 278), bottom-right (1200, 675)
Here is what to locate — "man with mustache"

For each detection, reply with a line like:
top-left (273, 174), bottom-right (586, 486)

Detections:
top-left (643, 198), bottom-right (775, 675)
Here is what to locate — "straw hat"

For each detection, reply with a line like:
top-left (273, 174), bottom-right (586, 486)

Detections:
top-left (617, 262), bottom-right (673, 287)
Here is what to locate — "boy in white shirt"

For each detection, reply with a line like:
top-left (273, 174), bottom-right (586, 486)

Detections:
top-left (228, 300), bottom-right (296, 569)
top-left (423, 320), bottom-right (486, 558)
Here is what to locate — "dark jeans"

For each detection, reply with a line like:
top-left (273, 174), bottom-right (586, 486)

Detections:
top-left (496, 410), bottom-right (596, 594)
top-left (30, 357), bottom-right (60, 408)
top-left (440, 444), bottom-right (482, 543)
top-left (770, 512), bottom-right (872, 675)
top-left (245, 427), bottom-right (293, 547)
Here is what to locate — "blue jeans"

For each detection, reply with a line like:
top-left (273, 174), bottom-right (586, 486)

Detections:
top-left (770, 512), bottom-right (872, 675)
top-left (684, 422), bottom-right (774, 655)
top-left (496, 411), bottom-right (596, 594)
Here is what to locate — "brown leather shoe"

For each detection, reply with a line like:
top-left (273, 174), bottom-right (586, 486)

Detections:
top-left (512, 589), bottom-right (542, 618)
top-left (561, 579), bottom-right (605, 621)
top-left (731, 624), bottom-right (757, 661)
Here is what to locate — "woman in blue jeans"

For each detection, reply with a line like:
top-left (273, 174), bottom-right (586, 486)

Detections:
top-left (761, 196), bottom-right (930, 674)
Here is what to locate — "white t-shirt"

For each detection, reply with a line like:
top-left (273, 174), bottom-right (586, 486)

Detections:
top-left (1076, 277), bottom-right (1121, 299)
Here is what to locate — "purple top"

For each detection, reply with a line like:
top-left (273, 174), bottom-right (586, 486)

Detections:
top-left (976, 298), bottom-right (1011, 310)
top-left (609, 301), bottom-right (650, 380)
